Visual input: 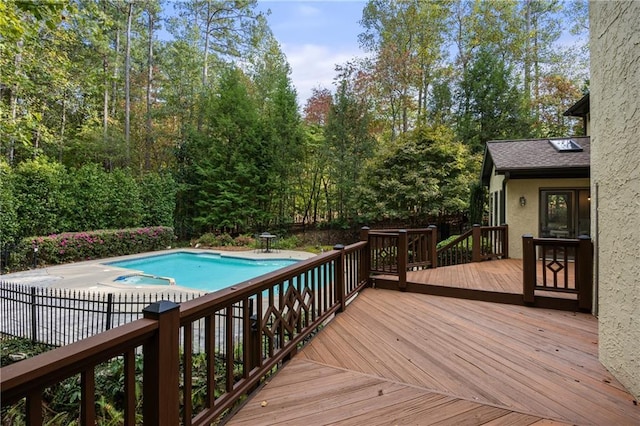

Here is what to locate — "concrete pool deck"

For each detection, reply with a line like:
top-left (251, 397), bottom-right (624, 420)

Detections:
top-left (0, 248), bottom-right (317, 295)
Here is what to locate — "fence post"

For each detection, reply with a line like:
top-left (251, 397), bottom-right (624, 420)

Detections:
top-left (360, 226), bottom-right (371, 287)
top-left (428, 225), bottom-right (438, 268)
top-left (30, 287), bottom-right (37, 343)
top-left (105, 293), bottom-right (113, 331)
top-left (522, 235), bottom-right (535, 304)
top-left (142, 300), bottom-right (180, 426)
top-left (501, 223), bottom-right (509, 259)
top-left (472, 224), bottom-right (482, 262)
top-left (398, 230), bottom-right (408, 291)
top-left (577, 235), bottom-right (594, 312)
top-left (334, 244), bottom-right (346, 312)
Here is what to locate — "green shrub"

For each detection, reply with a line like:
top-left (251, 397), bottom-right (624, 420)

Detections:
top-left (139, 172), bottom-right (176, 227)
top-left (436, 234), bottom-right (461, 249)
top-left (13, 157), bottom-right (68, 237)
top-left (195, 233), bottom-right (218, 247)
top-left (275, 235), bottom-right (300, 250)
top-left (0, 160), bottom-right (19, 247)
top-left (215, 233), bottom-right (234, 246)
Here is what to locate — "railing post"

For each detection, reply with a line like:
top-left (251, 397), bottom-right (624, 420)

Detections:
top-left (577, 235), bottom-right (594, 312)
top-left (142, 300), bottom-right (180, 426)
top-left (398, 230), bottom-right (408, 290)
top-left (501, 223), bottom-right (509, 259)
top-left (334, 244), bottom-right (346, 312)
top-left (522, 235), bottom-right (535, 304)
top-left (360, 226), bottom-right (371, 287)
top-left (248, 298), bottom-right (261, 372)
top-left (472, 224), bottom-right (482, 262)
top-left (428, 225), bottom-right (437, 269)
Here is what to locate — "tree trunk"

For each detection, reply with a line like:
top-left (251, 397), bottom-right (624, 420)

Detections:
top-left (111, 28), bottom-right (119, 118)
top-left (202, 0), bottom-right (211, 87)
top-left (102, 0), bottom-right (109, 143)
top-left (125, 1), bottom-right (133, 164)
top-left (103, 53), bottom-right (109, 142)
top-left (8, 40), bottom-right (23, 164)
top-left (145, 7), bottom-right (154, 171)
top-left (60, 94), bottom-right (66, 162)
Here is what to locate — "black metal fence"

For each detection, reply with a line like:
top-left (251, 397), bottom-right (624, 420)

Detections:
top-left (0, 281), bottom-right (207, 347)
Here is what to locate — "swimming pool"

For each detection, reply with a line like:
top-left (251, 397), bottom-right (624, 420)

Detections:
top-left (107, 252), bottom-right (298, 292)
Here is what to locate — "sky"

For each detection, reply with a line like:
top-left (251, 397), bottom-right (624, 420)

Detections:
top-left (255, 1), bottom-right (368, 107)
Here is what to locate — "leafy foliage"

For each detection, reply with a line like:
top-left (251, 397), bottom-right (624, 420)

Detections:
top-left (8, 227), bottom-right (174, 270)
top-left (358, 125), bottom-right (478, 222)
top-left (0, 0), bottom-right (589, 240)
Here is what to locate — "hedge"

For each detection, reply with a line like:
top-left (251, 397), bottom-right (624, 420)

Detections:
top-left (7, 227), bottom-right (175, 271)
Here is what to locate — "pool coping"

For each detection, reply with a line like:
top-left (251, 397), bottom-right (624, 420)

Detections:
top-left (0, 248), bottom-right (317, 295)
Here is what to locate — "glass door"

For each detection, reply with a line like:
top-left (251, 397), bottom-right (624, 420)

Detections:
top-left (577, 189), bottom-right (591, 237)
top-left (540, 191), bottom-right (573, 238)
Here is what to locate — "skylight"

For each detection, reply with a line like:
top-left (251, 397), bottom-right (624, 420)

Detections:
top-left (549, 139), bottom-right (583, 152)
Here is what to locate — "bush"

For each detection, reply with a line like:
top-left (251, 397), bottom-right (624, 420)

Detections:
top-left (9, 227), bottom-right (175, 270)
top-left (139, 172), bottom-right (176, 227)
top-left (233, 235), bottom-right (255, 247)
top-left (0, 160), bottom-right (19, 247)
top-left (13, 157), bottom-right (68, 237)
top-left (275, 235), bottom-right (300, 250)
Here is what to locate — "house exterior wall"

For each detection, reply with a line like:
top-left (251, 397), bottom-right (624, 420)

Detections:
top-left (488, 167), bottom-right (505, 226)
top-left (504, 178), bottom-right (589, 259)
top-left (590, 1), bottom-right (640, 400)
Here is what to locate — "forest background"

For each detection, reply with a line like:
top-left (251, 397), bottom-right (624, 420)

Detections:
top-left (0, 0), bottom-right (589, 247)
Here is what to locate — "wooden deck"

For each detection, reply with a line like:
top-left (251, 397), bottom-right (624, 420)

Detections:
top-left (229, 289), bottom-right (640, 425)
top-left (373, 259), bottom-right (579, 310)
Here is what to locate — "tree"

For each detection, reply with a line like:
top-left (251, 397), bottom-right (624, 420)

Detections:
top-left (249, 35), bottom-right (303, 226)
top-left (534, 74), bottom-right (583, 137)
top-left (188, 66), bottom-right (266, 233)
top-left (303, 87), bottom-right (332, 126)
top-left (357, 125), bottom-right (477, 223)
top-left (456, 46), bottom-right (530, 152)
top-left (359, 0), bottom-right (452, 138)
top-left (324, 67), bottom-right (376, 223)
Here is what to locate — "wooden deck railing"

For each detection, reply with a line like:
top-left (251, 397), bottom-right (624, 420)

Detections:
top-left (522, 235), bottom-right (593, 311)
top-left (363, 227), bottom-right (438, 290)
top-left (363, 225), bottom-right (508, 288)
top-left (436, 224), bottom-right (509, 267)
top-left (0, 242), bottom-right (369, 425)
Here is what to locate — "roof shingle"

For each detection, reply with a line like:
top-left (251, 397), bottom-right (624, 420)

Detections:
top-left (487, 136), bottom-right (590, 172)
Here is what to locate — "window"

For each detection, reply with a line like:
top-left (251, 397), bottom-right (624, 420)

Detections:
top-left (549, 138), bottom-right (583, 152)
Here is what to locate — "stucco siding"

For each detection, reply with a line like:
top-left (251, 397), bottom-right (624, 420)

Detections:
top-left (506, 178), bottom-right (589, 259)
top-left (591, 0), bottom-right (640, 400)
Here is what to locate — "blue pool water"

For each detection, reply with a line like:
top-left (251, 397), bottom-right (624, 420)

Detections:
top-left (107, 252), bottom-right (298, 292)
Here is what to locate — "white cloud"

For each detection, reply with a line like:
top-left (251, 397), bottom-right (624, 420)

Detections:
top-left (282, 43), bottom-right (360, 106)
top-left (296, 4), bottom-right (321, 18)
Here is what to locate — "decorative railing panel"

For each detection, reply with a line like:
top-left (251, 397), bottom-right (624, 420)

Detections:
top-left (367, 228), bottom-right (437, 274)
top-left (522, 235), bottom-right (593, 311)
top-left (368, 231), bottom-right (400, 274)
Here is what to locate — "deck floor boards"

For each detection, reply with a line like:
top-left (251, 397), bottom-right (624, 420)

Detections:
top-left (229, 289), bottom-right (640, 426)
